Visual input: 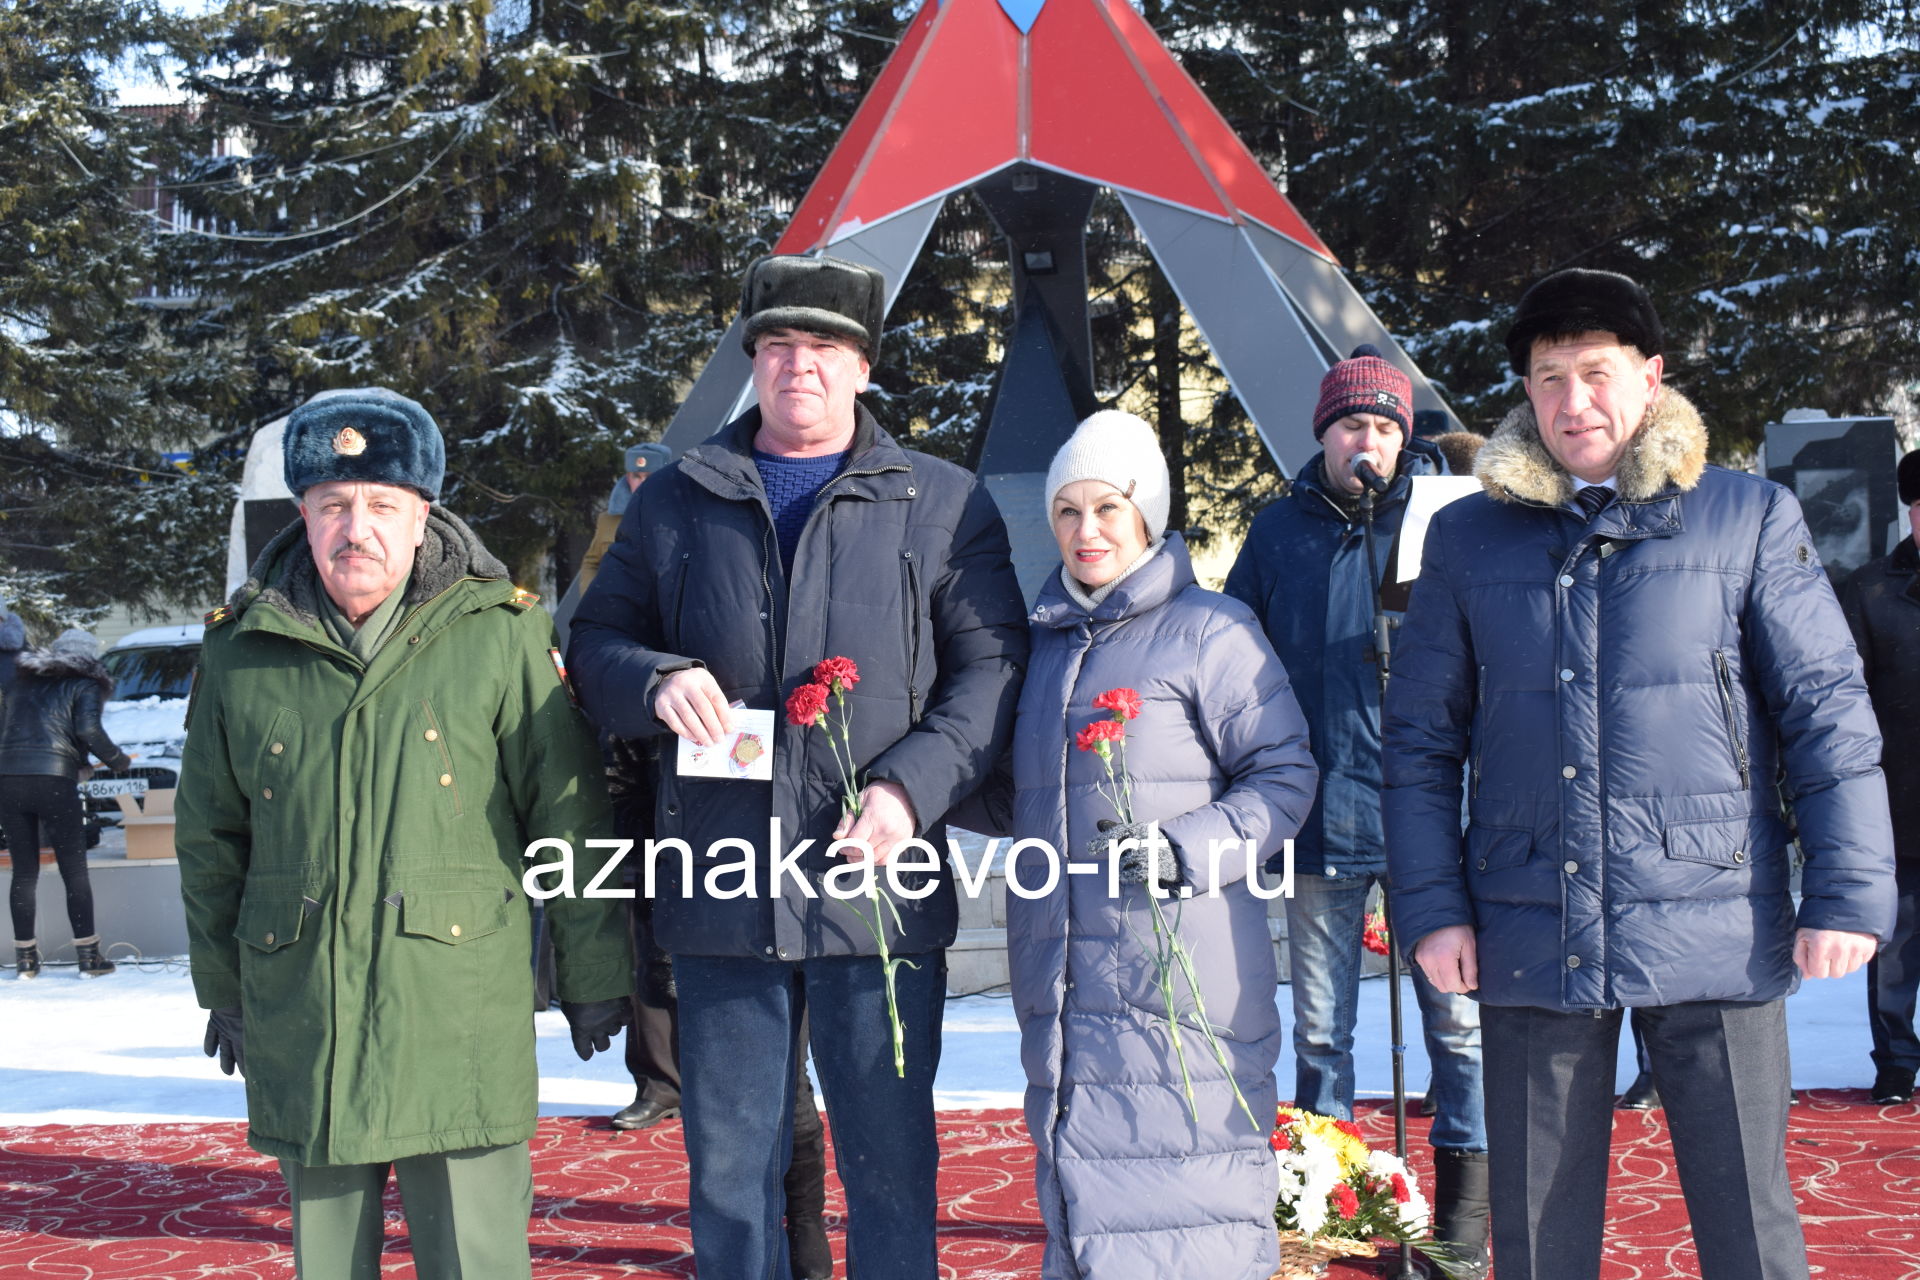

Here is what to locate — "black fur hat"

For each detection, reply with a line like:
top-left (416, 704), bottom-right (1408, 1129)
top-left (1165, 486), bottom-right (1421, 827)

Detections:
top-left (1505, 268), bottom-right (1665, 376)
top-left (738, 254), bottom-right (887, 359)
top-left (1900, 448), bottom-right (1920, 506)
top-left (283, 388), bottom-right (446, 501)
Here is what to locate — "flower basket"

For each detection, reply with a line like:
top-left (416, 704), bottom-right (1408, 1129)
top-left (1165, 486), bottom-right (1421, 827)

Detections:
top-left (1272, 1229), bottom-right (1379, 1278)
top-left (1272, 1106), bottom-right (1460, 1276)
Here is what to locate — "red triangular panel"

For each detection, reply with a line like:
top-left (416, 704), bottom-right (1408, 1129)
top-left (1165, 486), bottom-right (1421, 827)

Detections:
top-left (777, 0), bottom-right (1336, 262)
top-left (778, 0), bottom-right (1021, 251)
top-left (779, 1), bottom-right (943, 251)
top-left (1098, 0), bottom-right (1333, 258)
top-left (1025, 0), bottom-right (1231, 222)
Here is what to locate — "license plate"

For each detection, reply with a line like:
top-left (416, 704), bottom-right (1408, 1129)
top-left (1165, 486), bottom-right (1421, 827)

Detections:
top-left (80, 778), bottom-right (149, 798)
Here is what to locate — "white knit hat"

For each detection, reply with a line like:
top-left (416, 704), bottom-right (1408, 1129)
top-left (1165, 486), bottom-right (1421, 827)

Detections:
top-left (1043, 410), bottom-right (1170, 540)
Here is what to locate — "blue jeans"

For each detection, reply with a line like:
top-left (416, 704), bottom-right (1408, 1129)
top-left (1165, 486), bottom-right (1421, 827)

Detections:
top-left (1285, 871), bottom-right (1486, 1150)
top-left (676, 951), bottom-right (946, 1280)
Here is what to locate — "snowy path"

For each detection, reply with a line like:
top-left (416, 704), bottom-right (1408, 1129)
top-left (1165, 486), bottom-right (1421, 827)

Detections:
top-left (0, 962), bottom-right (1876, 1126)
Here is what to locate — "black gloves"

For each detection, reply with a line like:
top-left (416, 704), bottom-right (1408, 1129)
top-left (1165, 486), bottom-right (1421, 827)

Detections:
top-left (1089, 819), bottom-right (1184, 889)
top-left (203, 1006), bottom-right (246, 1077)
top-left (560, 998), bottom-right (630, 1061)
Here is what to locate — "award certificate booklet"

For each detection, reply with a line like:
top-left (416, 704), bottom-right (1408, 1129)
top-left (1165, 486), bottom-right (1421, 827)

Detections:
top-left (676, 709), bottom-right (776, 781)
top-left (1396, 476), bottom-right (1483, 583)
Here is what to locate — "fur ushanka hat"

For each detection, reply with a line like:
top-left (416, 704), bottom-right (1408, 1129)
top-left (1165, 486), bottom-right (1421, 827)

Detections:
top-left (1504, 268), bottom-right (1665, 376)
top-left (738, 254), bottom-right (888, 359)
top-left (282, 388), bottom-right (446, 501)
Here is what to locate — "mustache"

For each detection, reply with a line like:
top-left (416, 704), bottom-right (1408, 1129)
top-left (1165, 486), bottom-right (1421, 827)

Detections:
top-left (330, 542), bottom-right (386, 564)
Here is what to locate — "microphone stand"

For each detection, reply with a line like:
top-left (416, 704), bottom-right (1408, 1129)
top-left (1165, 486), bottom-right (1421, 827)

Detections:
top-left (1359, 480), bottom-right (1417, 1280)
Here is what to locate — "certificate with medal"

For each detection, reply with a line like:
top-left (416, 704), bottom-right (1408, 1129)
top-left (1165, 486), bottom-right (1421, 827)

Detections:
top-left (676, 708), bottom-right (776, 781)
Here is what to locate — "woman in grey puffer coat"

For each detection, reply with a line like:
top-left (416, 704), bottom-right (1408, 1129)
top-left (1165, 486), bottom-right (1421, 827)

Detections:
top-left (971, 411), bottom-right (1319, 1280)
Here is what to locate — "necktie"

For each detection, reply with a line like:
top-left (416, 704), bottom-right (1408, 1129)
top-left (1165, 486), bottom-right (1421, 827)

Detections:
top-left (1576, 485), bottom-right (1614, 520)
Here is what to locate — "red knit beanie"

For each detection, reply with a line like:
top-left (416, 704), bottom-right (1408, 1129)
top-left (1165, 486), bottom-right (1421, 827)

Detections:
top-left (1313, 344), bottom-right (1413, 440)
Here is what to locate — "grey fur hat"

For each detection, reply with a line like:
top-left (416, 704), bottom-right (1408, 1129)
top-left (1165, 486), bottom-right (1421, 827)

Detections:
top-left (738, 254), bottom-right (887, 359)
top-left (51, 628), bottom-right (99, 659)
top-left (283, 388), bottom-right (446, 501)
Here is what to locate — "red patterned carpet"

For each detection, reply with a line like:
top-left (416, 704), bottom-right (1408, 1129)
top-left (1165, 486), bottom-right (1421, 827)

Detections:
top-left (2, 1094), bottom-right (1918, 1277)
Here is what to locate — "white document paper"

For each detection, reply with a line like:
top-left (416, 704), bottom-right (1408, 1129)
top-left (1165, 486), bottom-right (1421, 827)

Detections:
top-left (675, 708), bottom-right (776, 780)
top-left (1396, 476), bottom-right (1483, 583)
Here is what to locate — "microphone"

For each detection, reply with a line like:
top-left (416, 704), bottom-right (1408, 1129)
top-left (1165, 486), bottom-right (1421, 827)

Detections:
top-left (1351, 456), bottom-right (1391, 496)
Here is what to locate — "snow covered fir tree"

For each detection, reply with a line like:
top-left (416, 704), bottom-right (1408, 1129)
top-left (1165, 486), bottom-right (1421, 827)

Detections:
top-left (1, 0), bottom-right (1915, 621)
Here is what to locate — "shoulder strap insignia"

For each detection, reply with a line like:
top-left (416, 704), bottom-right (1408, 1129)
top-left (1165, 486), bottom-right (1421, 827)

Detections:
top-left (203, 604), bottom-right (233, 627)
top-left (508, 587), bottom-right (541, 612)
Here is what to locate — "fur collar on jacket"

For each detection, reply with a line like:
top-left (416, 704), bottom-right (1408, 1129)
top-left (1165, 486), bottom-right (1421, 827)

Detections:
top-left (15, 648), bottom-right (113, 692)
top-left (233, 508), bottom-right (511, 628)
top-left (1475, 387), bottom-right (1708, 507)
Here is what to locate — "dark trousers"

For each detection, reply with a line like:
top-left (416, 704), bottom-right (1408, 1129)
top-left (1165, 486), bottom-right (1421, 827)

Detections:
top-left (1482, 999), bottom-right (1807, 1280)
top-left (1869, 858), bottom-right (1920, 1073)
top-left (626, 897), bottom-right (681, 1107)
top-left (3, 774), bottom-right (91, 943)
top-left (676, 951), bottom-right (946, 1280)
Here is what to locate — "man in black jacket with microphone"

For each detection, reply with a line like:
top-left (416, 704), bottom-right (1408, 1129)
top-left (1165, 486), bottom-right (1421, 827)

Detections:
top-left (1226, 345), bottom-right (1489, 1276)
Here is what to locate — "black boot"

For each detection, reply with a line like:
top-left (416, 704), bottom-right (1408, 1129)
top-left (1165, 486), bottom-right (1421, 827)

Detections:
top-left (786, 1063), bottom-right (833, 1279)
top-left (1872, 1066), bottom-right (1915, 1105)
top-left (13, 943), bottom-right (39, 980)
top-left (1617, 1069), bottom-right (1661, 1110)
top-left (1430, 1148), bottom-right (1490, 1279)
top-left (74, 939), bottom-right (115, 978)
top-left (786, 1214), bottom-right (832, 1280)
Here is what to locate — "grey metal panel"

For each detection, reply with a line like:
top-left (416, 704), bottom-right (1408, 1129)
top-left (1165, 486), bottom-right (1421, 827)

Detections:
top-left (980, 471), bottom-right (1058, 607)
top-left (825, 195), bottom-right (947, 295)
top-left (1244, 222), bottom-right (1462, 431)
top-left (659, 199), bottom-right (948, 455)
top-left (659, 317), bottom-right (754, 455)
top-left (976, 294), bottom-right (1084, 475)
top-left (1119, 192), bottom-right (1327, 477)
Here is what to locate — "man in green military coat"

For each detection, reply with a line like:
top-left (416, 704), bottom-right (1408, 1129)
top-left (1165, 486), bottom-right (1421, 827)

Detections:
top-left (176, 388), bottom-right (633, 1280)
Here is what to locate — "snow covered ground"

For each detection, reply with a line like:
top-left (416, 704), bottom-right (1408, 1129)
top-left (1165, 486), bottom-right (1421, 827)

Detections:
top-left (0, 960), bottom-right (1878, 1127)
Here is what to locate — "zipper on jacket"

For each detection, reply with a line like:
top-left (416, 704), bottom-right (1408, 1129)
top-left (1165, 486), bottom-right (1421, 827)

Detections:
top-left (671, 553), bottom-right (691, 651)
top-left (1471, 664), bottom-right (1486, 798)
top-left (902, 550), bottom-right (922, 722)
top-left (761, 523), bottom-right (783, 690)
top-left (1712, 649), bottom-right (1751, 790)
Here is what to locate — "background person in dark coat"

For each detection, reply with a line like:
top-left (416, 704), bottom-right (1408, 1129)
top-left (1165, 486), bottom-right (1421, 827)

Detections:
top-left (1225, 347), bottom-right (1489, 1275)
top-left (0, 606), bottom-right (25, 693)
top-left (569, 254), bottom-right (1028, 1280)
top-left (2, 628), bottom-right (131, 980)
top-left (1384, 268), bottom-right (1895, 1280)
top-left (1843, 448), bottom-right (1920, 1105)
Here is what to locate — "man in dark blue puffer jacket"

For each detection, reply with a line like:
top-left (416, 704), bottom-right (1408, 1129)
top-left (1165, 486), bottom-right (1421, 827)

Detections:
top-left (1383, 267), bottom-right (1895, 1280)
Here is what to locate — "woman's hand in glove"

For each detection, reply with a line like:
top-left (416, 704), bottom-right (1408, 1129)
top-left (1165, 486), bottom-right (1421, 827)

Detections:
top-left (1088, 819), bottom-right (1184, 889)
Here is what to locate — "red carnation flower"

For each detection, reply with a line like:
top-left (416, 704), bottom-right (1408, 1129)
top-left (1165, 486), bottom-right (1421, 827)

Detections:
top-left (1074, 719), bottom-right (1126, 754)
top-left (1092, 687), bottom-right (1143, 721)
top-left (814, 656), bottom-right (860, 693)
top-left (1332, 1183), bottom-right (1360, 1220)
top-left (1362, 911), bottom-right (1391, 957)
top-left (1391, 1173), bottom-right (1411, 1204)
top-left (785, 682), bottom-right (830, 727)
top-left (1333, 1119), bottom-right (1365, 1143)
